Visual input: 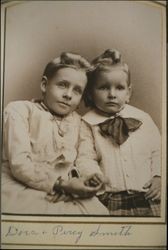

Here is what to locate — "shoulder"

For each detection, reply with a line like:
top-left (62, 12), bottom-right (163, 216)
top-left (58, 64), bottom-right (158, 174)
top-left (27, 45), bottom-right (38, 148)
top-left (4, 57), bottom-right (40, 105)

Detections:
top-left (124, 105), bottom-right (159, 131)
top-left (82, 109), bottom-right (103, 125)
top-left (66, 111), bottom-right (92, 131)
top-left (122, 104), bottom-right (151, 121)
top-left (123, 104), bottom-right (148, 117)
top-left (4, 100), bottom-right (35, 117)
top-left (65, 111), bottom-right (82, 128)
top-left (82, 109), bottom-right (95, 120)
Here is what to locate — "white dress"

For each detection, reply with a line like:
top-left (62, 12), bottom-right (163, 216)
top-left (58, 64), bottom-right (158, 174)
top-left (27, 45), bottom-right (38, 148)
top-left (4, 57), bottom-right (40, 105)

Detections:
top-left (2, 100), bottom-right (108, 215)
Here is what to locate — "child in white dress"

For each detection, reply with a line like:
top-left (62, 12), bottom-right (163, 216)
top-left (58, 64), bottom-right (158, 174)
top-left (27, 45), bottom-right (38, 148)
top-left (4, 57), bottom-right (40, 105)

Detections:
top-left (82, 49), bottom-right (161, 216)
top-left (2, 52), bottom-right (108, 215)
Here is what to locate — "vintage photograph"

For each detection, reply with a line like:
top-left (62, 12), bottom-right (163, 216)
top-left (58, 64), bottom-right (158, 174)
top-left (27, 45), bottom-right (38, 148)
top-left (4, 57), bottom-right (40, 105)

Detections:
top-left (1, 0), bottom-right (166, 249)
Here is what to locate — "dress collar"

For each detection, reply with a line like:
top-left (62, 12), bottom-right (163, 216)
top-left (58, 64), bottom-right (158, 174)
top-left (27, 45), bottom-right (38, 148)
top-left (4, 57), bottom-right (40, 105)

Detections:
top-left (82, 105), bottom-right (139, 125)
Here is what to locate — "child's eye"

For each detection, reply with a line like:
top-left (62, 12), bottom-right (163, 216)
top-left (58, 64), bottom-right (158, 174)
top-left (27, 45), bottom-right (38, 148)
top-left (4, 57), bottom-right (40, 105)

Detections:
top-left (98, 85), bottom-right (109, 90)
top-left (117, 85), bottom-right (125, 90)
top-left (74, 87), bottom-right (83, 95)
top-left (57, 82), bottom-right (68, 88)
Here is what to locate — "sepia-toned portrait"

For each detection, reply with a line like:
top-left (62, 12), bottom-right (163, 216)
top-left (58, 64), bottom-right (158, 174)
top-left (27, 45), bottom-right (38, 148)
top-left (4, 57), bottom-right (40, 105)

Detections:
top-left (1, 0), bottom-right (166, 249)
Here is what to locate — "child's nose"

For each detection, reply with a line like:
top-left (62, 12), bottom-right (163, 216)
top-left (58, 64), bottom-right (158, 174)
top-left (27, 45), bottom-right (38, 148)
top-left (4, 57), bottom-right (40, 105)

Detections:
top-left (63, 89), bottom-right (72, 100)
top-left (108, 88), bottom-right (116, 98)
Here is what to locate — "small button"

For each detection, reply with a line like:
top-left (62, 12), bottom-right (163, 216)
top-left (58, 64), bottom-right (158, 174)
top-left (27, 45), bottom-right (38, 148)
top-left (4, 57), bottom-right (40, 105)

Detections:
top-left (58, 130), bottom-right (64, 137)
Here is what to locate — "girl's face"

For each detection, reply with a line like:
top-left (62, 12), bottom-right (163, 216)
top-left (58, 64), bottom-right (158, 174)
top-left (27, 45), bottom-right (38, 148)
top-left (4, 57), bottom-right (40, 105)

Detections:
top-left (92, 69), bottom-right (131, 116)
top-left (41, 67), bottom-right (87, 116)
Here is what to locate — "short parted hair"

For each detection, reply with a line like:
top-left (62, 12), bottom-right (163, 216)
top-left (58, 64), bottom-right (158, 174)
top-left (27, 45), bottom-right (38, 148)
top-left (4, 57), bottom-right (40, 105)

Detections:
top-left (42, 52), bottom-right (91, 80)
top-left (84, 49), bottom-right (131, 107)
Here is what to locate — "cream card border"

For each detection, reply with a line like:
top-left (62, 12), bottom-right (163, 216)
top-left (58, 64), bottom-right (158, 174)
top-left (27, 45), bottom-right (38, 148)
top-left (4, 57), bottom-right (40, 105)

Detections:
top-left (1, 1), bottom-right (167, 249)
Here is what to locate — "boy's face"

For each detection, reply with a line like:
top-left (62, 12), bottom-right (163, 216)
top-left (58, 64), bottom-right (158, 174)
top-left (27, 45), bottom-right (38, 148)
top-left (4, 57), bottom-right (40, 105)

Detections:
top-left (92, 69), bottom-right (131, 116)
top-left (41, 67), bottom-right (87, 116)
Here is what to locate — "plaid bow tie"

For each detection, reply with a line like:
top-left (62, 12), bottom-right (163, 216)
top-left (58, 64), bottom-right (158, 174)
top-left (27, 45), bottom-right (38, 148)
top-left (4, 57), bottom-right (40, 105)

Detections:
top-left (99, 116), bottom-right (142, 145)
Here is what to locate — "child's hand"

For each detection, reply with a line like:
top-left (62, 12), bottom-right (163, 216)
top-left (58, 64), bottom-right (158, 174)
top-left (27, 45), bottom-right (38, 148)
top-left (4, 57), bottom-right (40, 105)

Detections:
top-left (62, 177), bottom-right (102, 198)
top-left (143, 176), bottom-right (161, 201)
top-left (84, 173), bottom-right (107, 187)
top-left (46, 193), bottom-right (68, 203)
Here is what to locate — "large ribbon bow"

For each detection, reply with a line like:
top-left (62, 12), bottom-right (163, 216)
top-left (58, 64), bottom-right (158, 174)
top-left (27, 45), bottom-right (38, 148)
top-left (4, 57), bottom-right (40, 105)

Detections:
top-left (99, 116), bottom-right (142, 145)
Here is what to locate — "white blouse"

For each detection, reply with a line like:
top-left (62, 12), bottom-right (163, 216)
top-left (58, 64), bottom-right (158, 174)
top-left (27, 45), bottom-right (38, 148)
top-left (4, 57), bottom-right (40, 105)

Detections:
top-left (82, 104), bottom-right (161, 193)
top-left (2, 101), bottom-right (101, 194)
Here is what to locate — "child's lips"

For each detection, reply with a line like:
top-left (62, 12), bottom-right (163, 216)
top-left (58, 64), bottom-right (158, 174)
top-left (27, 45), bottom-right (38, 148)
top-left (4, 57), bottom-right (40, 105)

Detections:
top-left (58, 102), bottom-right (71, 107)
top-left (106, 102), bottom-right (118, 106)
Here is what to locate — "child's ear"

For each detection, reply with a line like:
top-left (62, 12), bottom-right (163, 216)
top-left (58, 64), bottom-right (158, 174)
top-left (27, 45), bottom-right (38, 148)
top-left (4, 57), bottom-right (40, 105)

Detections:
top-left (128, 85), bottom-right (132, 97)
top-left (126, 85), bottom-right (132, 103)
top-left (40, 76), bottom-right (48, 94)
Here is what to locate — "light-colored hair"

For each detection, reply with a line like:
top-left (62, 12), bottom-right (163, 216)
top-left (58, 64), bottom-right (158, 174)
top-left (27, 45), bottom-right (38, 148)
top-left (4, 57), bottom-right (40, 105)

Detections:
top-left (84, 49), bottom-right (131, 107)
top-left (42, 52), bottom-right (91, 80)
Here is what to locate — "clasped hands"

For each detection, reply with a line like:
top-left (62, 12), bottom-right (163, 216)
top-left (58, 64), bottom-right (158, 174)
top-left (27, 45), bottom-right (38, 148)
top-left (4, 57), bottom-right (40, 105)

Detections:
top-left (47, 173), bottom-right (106, 203)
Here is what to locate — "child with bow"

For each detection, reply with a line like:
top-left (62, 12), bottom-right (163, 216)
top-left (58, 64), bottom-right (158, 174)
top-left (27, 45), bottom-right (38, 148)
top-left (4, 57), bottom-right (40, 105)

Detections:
top-left (81, 49), bottom-right (161, 216)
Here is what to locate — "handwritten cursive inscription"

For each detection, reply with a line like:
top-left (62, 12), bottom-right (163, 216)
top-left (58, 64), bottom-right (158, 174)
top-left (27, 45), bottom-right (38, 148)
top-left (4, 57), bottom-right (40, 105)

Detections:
top-left (52, 225), bottom-right (83, 243)
top-left (90, 225), bottom-right (132, 237)
top-left (5, 224), bottom-right (133, 244)
top-left (5, 226), bottom-right (40, 236)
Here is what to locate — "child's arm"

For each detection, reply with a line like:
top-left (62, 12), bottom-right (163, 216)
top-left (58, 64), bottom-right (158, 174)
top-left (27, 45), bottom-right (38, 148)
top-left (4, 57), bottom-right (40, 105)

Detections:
top-left (75, 120), bottom-right (105, 187)
top-left (4, 102), bottom-right (63, 194)
top-left (143, 114), bottom-right (161, 201)
top-left (148, 114), bottom-right (161, 177)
